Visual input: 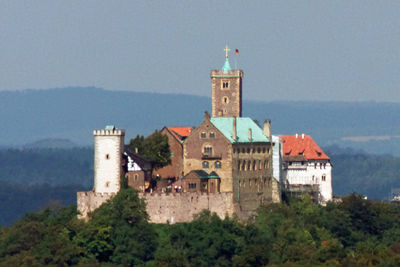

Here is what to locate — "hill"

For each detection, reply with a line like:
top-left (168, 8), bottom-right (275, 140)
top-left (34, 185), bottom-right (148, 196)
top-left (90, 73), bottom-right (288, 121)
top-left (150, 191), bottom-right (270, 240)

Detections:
top-left (1, 87), bottom-right (400, 154)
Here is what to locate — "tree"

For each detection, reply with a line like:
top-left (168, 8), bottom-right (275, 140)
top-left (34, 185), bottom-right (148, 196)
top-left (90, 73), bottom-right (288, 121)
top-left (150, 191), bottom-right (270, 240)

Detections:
top-left (129, 130), bottom-right (171, 170)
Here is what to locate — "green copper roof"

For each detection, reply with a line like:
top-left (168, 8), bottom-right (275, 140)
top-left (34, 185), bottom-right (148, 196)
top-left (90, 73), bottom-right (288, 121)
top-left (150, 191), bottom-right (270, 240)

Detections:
top-left (222, 59), bottom-right (232, 73)
top-left (210, 117), bottom-right (270, 143)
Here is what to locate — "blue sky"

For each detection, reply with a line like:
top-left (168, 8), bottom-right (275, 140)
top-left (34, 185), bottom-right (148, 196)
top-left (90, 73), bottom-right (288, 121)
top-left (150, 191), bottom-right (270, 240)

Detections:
top-left (0, 1), bottom-right (399, 101)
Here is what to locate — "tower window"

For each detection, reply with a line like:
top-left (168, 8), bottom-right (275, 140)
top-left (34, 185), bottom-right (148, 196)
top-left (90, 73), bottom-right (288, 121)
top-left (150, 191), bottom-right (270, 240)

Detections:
top-left (223, 97), bottom-right (229, 104)
top-left (322, 175), bottom-right (326, 182)
top-left (215, 161), bottom-right (222, 169)
top-left (105, 154), bottom-right (110, 159)
top-left (201, 132), bottom-right (206, 138)
top-left (209, 132), bottom-right (215, 138)
top-left (221, 80), bottom-right (230, 89)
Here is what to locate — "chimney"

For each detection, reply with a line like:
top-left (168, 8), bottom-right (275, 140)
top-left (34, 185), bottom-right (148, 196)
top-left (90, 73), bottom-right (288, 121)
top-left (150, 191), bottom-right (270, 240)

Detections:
top-left (263, 120), bottom-right (271, 139)
top-left (233, 117), bottom-right (237, 141)
top-left (248, 128), bottom-right (252, 141)
top-left (296, 133), bottom-right (298, 139)
top-left (302, 133), bottom-right (305, 140)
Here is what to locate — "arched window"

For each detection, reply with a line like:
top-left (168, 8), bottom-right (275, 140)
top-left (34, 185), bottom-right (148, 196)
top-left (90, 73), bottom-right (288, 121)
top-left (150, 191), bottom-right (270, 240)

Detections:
top-left (242, 160), bottom-right (246, 171)
top-left (134, 174), bottom-right (138, 181)
top-left (322, 174), bottom-right (326, 182)
top-left (215, 161), bottom-right (222, 169)
top-left (247, 161), bottom-right (251, 171)
top-left (202, 161), bottom-right (209, 169)
top-left (238, 160), bottom-right (241, 170)
top-left (253, 161), bottom-right (256, 171)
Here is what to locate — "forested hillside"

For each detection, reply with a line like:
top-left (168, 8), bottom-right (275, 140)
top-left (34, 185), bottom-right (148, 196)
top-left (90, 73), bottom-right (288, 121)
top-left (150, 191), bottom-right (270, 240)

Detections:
top-left (1, 189), bottom-right (400, 266)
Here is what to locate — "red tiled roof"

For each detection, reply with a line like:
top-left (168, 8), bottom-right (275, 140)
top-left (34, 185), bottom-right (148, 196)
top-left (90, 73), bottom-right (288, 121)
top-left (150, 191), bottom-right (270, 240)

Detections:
top-left (281, 134), bottom-right (330, 160)
top-left (167, 127), bottom-right (193, 142)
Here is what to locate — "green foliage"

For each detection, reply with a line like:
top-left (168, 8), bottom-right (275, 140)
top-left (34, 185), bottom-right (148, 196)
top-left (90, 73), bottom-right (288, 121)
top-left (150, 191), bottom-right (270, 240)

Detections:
top-left (2, 192), bottom-right (400, 266)
top-left (129, 130), bottom-right (171, 170)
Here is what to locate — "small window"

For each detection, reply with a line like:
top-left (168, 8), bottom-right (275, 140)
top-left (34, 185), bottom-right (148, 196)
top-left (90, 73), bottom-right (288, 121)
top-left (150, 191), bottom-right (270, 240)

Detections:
top-left (247, 161), bottom-right (251, 171)
top-left (134, 174), bottom-right (138, 181)
top-left (238, 160), bottom-right (241, 170)
top-left (201, 132), bottom-right (206, 138)
top-left (170, 152), bottom-right (174, 158)
top-left (105, 154), bottom-right (110, 159)
top-left (209, 132), bottom-right (215, 138)
top-left (242, 160), bottom-right (246, 171)
top-left (242, 148), bottom-right (245, 153)
top-left (257, 147), bottom-right (261, 153)
top-left (253, 161), bottom-right (256, 171)
top-left (105, 181), bottom-right (110, 187)
top-left (223, 97), bottom-right (229, 104)
top-left (202, 161), bottom-right (209, 169)
top-left (322, 175), bottom-right (326, 182)
top-left (247, 148), bottom-right (250, 153)
top-left (222, 80), bottom-right (230, 89)
top-left (215, 161), bottom-right (221, 169)
top-left (203, 146), bottom-right (213, 156)
top-left (189, 183), bottom-right (197, 189)
top-left (262, 148), bottom-right (266, 153)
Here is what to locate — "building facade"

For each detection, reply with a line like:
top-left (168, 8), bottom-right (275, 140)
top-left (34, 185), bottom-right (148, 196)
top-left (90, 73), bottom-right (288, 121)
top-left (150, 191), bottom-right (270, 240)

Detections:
top-left (281, 134), bottom-right (333, 203)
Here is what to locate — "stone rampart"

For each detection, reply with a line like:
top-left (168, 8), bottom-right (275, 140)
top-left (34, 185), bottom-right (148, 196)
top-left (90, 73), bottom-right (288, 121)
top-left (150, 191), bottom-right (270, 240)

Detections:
top-left (77, 191), bottom-right (116, 220)
top-left (139, 192), bottom-right (234, 224)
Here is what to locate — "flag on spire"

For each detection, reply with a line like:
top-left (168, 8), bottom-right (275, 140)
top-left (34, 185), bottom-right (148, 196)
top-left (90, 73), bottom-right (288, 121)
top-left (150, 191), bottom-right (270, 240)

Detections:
top-left (235, 49), bottom-right (239, 55)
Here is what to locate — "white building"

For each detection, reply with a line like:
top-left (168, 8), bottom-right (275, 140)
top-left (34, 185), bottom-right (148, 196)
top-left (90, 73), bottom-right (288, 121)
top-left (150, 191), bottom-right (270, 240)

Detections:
top-left (281, 134), bottom-right (332, 203)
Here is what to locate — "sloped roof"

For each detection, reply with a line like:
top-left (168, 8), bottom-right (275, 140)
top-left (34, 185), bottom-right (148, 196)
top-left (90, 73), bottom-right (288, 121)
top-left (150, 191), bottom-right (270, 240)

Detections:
top-left (210, 117), bottom-right (269, 143)
top-left (185, 170), bottom-right (221, 179)
top-left (124, 145), bottom-right (152, 171)
top-left (167, 127), bottom-right (193, 142)
top-left (281, 135), bottom-right (330, 160)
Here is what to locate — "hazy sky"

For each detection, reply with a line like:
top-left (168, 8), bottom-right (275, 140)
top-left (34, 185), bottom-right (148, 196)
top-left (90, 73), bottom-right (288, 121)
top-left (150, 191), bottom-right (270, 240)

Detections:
top-left (0, 1), bottom-right (399, 102)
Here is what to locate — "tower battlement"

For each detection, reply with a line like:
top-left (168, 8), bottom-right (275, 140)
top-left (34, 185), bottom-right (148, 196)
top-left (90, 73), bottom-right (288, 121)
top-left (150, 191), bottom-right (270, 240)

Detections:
top-left (93, 129), bottom-right (125, 136)
top-left (210, 69), bottom-right (243, 78)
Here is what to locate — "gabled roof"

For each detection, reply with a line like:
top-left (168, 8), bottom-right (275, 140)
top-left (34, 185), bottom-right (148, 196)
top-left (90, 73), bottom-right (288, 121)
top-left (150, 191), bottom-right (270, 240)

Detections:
top-left (210, 117), bottom-right (269, 143)
top-left (166, 127), bottom-right (193, 142)
top-left (124, 145), bottom-right (152, 171)
top-left (281, 135), bottom-right (330, 160)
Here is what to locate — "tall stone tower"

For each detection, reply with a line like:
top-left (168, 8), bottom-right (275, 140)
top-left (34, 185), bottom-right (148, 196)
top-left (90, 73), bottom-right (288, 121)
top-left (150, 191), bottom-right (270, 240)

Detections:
top-left (211, 45), bottom-right (243, 117)
top-left (93, 125), bottom-right (125, 193)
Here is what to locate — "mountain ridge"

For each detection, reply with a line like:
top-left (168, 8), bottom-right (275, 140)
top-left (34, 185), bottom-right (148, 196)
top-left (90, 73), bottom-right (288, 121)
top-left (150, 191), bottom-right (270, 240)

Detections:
top-left (2, 87), bottom-right (400, 154)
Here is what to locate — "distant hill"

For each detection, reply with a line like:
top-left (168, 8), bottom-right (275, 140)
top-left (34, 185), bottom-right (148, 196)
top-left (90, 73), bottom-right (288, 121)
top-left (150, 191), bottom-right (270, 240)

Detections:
top-left (2, 87), bottom-right (400, 154)
top-left (23, 138), bottom-right (78, 149)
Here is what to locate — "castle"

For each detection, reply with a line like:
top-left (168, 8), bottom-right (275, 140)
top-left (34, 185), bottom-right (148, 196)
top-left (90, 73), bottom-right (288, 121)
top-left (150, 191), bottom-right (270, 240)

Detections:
top-left (77, 45), bottom-right (332, 223)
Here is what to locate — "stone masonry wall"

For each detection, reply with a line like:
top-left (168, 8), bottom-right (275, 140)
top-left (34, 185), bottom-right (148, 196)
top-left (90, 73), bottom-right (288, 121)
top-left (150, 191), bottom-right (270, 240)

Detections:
top-left (77, 191), bottom-right (116, 220)
top-left (140, 192), bottom-right (234, 223)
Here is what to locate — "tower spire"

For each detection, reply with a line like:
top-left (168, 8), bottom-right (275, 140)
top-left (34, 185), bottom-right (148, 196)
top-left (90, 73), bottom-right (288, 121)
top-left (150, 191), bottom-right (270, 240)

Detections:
top-left (222, 44), bottom-right (232, 73)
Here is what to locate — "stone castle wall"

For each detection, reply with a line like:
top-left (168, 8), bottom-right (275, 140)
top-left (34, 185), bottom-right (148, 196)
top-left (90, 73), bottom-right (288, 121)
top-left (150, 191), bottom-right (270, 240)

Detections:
top-left (78, 190), bottom-right (235, 223)
top-left (140, 192), bottom-right (234, 223)
top-left (77, 191), bottom-right (116, 220)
